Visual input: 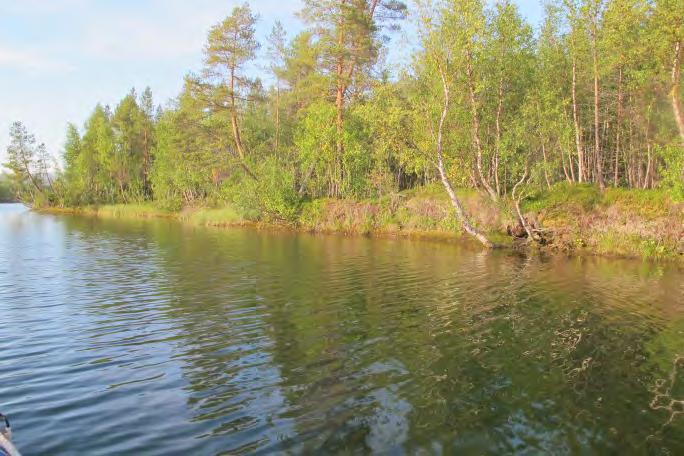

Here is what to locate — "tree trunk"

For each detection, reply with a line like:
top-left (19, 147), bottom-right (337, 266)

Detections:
top-left (562, 147), bottom-right (572, 182)
top-left (592, 32), bottom-right (605, 189)
top-left (274, 80), bottom-right (280, 153)
top-left (512, 168), bottom-right (537, 241)
top-left (466, 51), bottom-right (498, 201)
top-left (643, 143), bottom-right (652, 189)
top-left (494, 78), bottom-right (504, 196)
top-left (329, 0), bottom-right (382, 198)
top-left (142, 125), bottom-right (153, 198)
top-left (298, 163), bottom-right (315, 196)
top-left (572, 57), bottom-right (585, 182)
top-left (567, 137), bottom-right (576, 182)
top-left (627, 114), bottom-right (635, 188)
top-left (227, 66), bottom-right (257, 181)
top-left (334, 83), bottom-right (344, 197)
top-left (542, 143), bottom-right (551, 188)
top-left (614, 66), bottom-right (623, 187)
top-left (671, 40), bottom-right (684, 143)
top-left (229, 67), bottom-right (246, 160)
top-left (435, 65), bottom-right (494, 249)
top-left (333, 4), bottom-right (348, 199)
top-left (21, 159), bottom-right (42, 197)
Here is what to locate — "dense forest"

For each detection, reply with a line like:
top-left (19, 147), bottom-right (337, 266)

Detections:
top-left (0, 173), bottom-right (14, 202)
top-left (4, 0), bottom-right (683, 246)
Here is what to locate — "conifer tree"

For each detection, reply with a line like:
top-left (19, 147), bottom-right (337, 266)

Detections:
top-left (201, 3), bottom-right (260, 176)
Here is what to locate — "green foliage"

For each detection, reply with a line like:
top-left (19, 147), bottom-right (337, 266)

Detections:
top-left (3, 121), bottom-right (55, 205)
top-left (525, 184), bottom-right (674, 223)
top-left (80, 104), bottom-right (115, 202)
top-left (294, 101), bottom-right (338, 198)
top-left (525, 186), bottom-right (675, 228)
top-left (185, 206), bottom-right (244, 226)
top-left (95, 203), bottom-right (171, 219)
top-left (525, 182), bottom-right (603, 213)
top-left (657, 144), bottom-right (684, 200)
top-left (596, 232), bottom-right (678, 260)
top-left (7, 0), bottom-right (684, 261)
top-left (298, 199), bottom-right (328, 230)
top-left (24, 0), bottom-right (682, 214)
top-left (603, 187), bottom-right (673, 218)
top-left (110, 90), bottom-right (152, 201)
top-left (150, 82), bottom-right (227, 209)
top-left (204, 4), bottom-right (259, 75)
top-left (0, 173), bottom-right (15, 202)
top-left (354, 83), bottom-right (427, 192)
top-left (222, 156), bottom-right (300, 222)
top-left (59, 89), bottom-right (156, 206)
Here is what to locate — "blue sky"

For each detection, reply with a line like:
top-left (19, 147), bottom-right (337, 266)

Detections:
top-left (0, 0), bottom-right (544, 168)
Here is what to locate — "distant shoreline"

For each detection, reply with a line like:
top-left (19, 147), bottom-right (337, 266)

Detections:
top-left (37, 185), bottom-right (684, 265)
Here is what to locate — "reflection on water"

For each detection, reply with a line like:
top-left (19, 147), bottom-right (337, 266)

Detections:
top-left (0, 203), bottom-right (683, 454)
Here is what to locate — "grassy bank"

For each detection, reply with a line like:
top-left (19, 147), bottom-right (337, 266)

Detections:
top-left (523, 184), bottom-right (683, 261)
top-left (41, 184), bottom-right (684, 263)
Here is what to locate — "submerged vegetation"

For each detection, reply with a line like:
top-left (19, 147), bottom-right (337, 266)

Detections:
top-left (4, 0), bottom-right (683, 258)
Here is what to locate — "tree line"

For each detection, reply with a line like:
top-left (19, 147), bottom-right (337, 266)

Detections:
top-left (0, 172), bottom-right (13, 202)
top-left (4, 0), bottom-right (683, 245)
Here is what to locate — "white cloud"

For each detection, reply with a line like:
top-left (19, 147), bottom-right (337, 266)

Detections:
top-left (82, 18), bottom-right (206, 62)
top-left (79, 1), bottom-right (303, 63)
top-left (0, 0), bottom-right (87, 15)
top-left (0, 46), bottom-right (74, 74)
top-left (0, 0), bottom-right (305, 165)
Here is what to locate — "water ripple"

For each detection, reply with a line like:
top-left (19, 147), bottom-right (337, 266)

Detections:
top-left (0, 204), bottom-right (683, 454)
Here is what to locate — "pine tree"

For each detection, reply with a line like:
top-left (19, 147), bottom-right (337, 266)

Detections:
top-left (201, 2), bottom-right (260, 176)
top-left (267, 21), bottom-right (287, 154)
top-left (300, 0), bottom-right (406, 197)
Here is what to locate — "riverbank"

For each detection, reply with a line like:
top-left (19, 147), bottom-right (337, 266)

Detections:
top-left (40, 183), bottom-right (684, 263)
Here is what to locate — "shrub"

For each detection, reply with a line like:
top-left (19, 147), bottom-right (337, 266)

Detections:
top-left (222, 156), bottom-right (301, 222)
top-left (524, 182), bottom-right (602, 214)
top-left (657, 145), bottom-right (684, 201)
top-left (186, 206), bottom-right (243, 226)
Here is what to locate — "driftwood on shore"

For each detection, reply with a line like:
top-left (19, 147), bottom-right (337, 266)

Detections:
top-left (507, 220), bottom-right (552, 245)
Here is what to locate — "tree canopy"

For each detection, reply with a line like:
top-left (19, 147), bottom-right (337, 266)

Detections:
top-left (5, 0), bottom-right (683, 241)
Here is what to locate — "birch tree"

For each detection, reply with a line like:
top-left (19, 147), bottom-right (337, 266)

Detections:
top-left (583, 0), bottom-right (607, 188)
top-left (415, 0), bottom-right (494, 248)
top-left (652, 0), bottom-right (684, 143)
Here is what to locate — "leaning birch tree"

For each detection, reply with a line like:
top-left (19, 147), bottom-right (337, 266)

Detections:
top-left (414, 0), bottom-right (494, 248)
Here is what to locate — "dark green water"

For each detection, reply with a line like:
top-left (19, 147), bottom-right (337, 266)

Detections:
top-left (1, 203), bottom-right (683, 455)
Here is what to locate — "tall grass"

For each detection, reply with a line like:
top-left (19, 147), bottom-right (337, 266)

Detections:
top-left (183, 207), bottom-right (244, 226)
top-left (95, 204), bottom-right (172, 219)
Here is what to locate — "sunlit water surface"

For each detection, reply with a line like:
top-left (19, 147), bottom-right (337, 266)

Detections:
top-left (1, 203), bottom-right (683, 455)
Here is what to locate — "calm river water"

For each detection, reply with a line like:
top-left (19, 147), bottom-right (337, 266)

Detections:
top-left (1, 203), bottom-right (683, 454)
